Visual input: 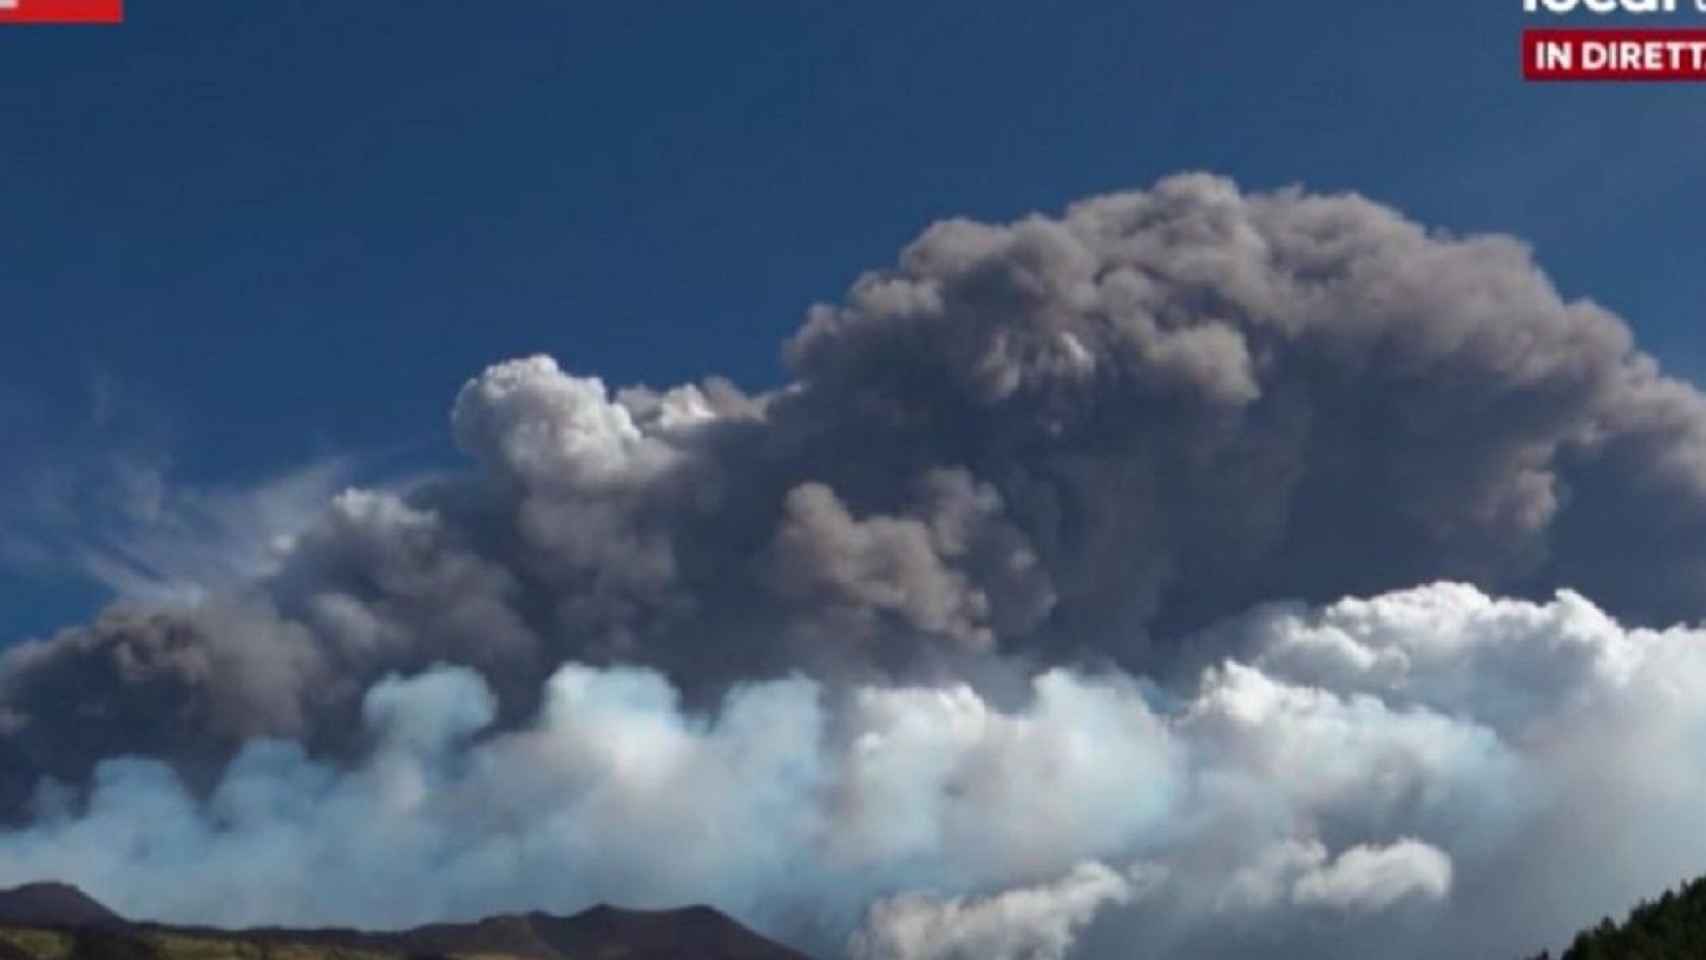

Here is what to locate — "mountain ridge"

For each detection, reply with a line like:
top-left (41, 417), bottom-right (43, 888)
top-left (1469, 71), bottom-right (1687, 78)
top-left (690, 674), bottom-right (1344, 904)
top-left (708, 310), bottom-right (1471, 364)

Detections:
top-left (0, 883), bottom-right (814, 960)
top-left (0, 883), bottom-right (125, 929)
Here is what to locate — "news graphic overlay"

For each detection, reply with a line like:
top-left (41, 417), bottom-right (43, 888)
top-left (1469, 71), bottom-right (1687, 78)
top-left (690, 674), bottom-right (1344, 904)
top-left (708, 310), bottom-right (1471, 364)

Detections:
top-left (1524, 0), bottom-right (1706, 79)
top-left (0, 0), bottom-right (123, 24)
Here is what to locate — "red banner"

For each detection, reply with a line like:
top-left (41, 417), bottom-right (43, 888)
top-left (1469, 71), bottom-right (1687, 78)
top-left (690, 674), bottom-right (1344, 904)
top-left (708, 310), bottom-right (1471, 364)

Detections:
top-left (1525, 28), bottom-right (1706, 80)
top-left (0, 0), bottom-right (123, 23)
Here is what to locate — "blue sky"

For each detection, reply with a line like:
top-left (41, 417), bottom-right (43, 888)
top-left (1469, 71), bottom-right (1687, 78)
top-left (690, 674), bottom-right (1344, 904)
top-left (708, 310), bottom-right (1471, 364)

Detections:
top-left (3, 0), bottom-right (1703, 641)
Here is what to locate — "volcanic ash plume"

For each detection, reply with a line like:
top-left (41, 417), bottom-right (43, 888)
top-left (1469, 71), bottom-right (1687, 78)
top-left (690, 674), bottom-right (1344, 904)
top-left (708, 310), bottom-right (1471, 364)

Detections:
top-left (6, 175), bottom-right (1706, 958)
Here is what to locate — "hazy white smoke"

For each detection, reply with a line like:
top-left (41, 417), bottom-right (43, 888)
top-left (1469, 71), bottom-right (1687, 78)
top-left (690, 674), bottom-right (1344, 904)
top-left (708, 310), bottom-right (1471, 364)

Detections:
top-left (3, 584), bottom-right (1705, 959)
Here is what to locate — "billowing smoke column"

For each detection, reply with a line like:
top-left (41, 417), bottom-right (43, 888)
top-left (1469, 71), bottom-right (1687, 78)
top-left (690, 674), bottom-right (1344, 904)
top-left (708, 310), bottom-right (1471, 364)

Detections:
top-left (5, 174), bottom-right (1706, 959)
top-left (6, 585), bottom-right (1706, 960)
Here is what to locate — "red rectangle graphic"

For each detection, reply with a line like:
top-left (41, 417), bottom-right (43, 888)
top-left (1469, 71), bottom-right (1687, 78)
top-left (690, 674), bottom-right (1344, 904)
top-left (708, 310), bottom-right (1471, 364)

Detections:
top-left (0, 0), bottom-right (123, 24)
top-left (1525, 29), bottom-right (1706, 81)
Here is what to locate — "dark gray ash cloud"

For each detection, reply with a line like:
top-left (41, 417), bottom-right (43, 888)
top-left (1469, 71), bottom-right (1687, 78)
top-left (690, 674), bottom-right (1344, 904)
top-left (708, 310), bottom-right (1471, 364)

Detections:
top-left (4, 174), bottom-right (1706, 958)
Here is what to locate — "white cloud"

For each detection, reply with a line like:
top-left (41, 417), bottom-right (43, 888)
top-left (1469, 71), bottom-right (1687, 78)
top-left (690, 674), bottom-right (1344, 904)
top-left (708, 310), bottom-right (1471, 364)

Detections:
top-left (1291, 839), bottom-right (1453, 911)
top-left (450, 355), bottom-right (692, 492)
top-left (4, 583), bottom-right (1706, 960)
top-left (850, 862), bottom-right (1142, 960)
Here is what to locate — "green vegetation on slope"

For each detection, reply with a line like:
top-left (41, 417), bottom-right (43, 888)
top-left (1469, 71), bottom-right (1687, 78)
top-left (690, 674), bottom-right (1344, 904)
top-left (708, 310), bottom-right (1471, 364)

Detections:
top-left (146, 933), bottom-right (406, 960)
top-left (1528, 875), bottom-right (1706, 960)
top-left (0, 929), bottom-right (70, 960)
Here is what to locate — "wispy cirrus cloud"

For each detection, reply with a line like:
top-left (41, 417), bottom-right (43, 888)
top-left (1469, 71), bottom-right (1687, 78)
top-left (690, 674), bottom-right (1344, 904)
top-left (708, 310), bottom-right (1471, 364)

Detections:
top-left (3, 443), bottom-right (358, 610)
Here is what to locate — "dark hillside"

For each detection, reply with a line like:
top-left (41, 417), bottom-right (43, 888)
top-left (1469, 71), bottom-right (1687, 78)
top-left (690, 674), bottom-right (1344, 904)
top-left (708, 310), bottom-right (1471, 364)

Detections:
top-left (0, 884), bottom-right (124, 929)
top-left (528, 904), bottom-right (813, 960)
